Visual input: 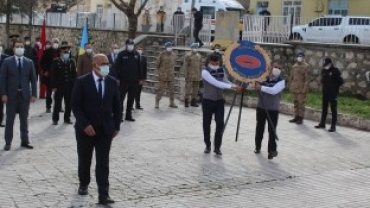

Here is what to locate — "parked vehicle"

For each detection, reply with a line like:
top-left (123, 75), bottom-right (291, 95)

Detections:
top-left (291, 16), bottom-right (370, 44)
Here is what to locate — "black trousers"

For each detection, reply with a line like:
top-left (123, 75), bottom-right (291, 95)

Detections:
top-left (135, 84), bottom-right (143, 108)
top-left (5, 94), bottom-right (30, 145)
top-left (0, 100), bottom-right (3, 125)
top-left (255, 107), bottom-right (279, 153)
top-left (320, 94), bottom-right (338, 126)
top-left (202, 99), bottom-right (224, 150)
top-left (52, 86), bottom-right (72, 122)
top-left (76, 129), bottom-right (112, 197)
top-left (193, 26), bottom-right (203, 45)
top-left (46, 83), bottom-right (53, 109)
top-left (120, 82), bottom-right (139, 118)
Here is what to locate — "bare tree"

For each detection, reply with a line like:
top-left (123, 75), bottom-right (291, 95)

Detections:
top-left (109, 0), bottom-right (149, 38)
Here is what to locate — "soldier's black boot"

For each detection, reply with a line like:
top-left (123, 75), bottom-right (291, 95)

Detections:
top-left (185, 99), bottom-right (189, 107)
top-left (190, 99), bottom-right (199, 107)
top-left (296, 117), bottom-right (303, 125)
top-left (289, 116), bottom-right (298, 123)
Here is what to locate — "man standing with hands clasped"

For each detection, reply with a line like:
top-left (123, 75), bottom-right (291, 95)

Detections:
top-left (72, 54), bottom-right (122, 205)
top-left (0, 40), bottom-right (37, 151)
top-left (315, 57), bottom-right (343, 132)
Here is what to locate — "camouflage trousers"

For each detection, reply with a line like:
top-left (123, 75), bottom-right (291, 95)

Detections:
top-left (156, 81), bottom-right (175, 101)
top-left (293, 93), bottom-right (306, 117)
top-left (185, 81), bottom-right (199, 101)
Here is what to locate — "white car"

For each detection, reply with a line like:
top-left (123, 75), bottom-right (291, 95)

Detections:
top-left (291, 16), bottom-right (370, 44)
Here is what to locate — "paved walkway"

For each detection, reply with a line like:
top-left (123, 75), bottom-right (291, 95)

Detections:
top-left (0, 92), bottom-right (369, 208)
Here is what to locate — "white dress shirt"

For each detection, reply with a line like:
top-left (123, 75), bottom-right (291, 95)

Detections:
top-left (15, 56), bottom-right (24, 68)
top-left (201, 69), bottom-right (234, 89)
top-left (93, 71), bottom-right (105, 98)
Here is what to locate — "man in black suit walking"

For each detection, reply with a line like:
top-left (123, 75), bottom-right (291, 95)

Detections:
top-left (0, 41), bottom-right (37, 151)
top-left (72, 54), bottom-right (122, 205)
top-left (0, 41), bottom-right (9, 127)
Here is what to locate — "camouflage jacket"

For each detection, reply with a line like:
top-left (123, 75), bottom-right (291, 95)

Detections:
top-left (289, 62), bottom-right (311, 94)
top-left (156, 51), bottom-right (176, 81)
top-left (184, 51), bottom-right (202, 81)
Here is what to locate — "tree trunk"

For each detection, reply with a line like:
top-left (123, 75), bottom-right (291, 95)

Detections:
top-left (127, 15), bottom-right (138, 39)
top-left (27, 0), bottom-right (34, 38)
top-left (5, 0), bottom-right (11, 48)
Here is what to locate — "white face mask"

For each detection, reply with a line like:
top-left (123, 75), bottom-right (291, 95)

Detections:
top-left (127, 45), bottom-right (134, 51)
top-left (137, 49), bottom-right (143, 55)
top-left (297, 57), bottom-right (303, 62)
top-left (324, 64), bottom-right (331, 70)
top-left (166, 47), bottom-right (172, 52)
top-left (37, 41), bottom-right (41, 46)
top-left (99, 65), bottom-right (110, 77)
top-left (25, 41), bottom-right (31, 46)
top-left (272, 68), bottom-right (281, 77)
top-left (208, 64), bottom-right (219, 70)
top-left (52, 43), bottom-right (59, 49)
top-left (15, 48), bottom-right (25, 56)
top-left (86, 49), bottom-right (93, 54)
top-left (45, 45), bottom-right (51, 49)
top-left (62, 53), bottom-right (69, 61)
top-left (113, 49), bottom-right (119, 54)
top-left (215, 49), bottom-right (220, 53)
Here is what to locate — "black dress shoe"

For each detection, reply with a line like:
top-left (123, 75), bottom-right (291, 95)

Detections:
top-left (52, 121), bottom-right (58, 125)
top-left (136, 106), bottom-right (144, 110)
top-left (46, 108), bottom-right (51, 113)
top-left (0, 124), bottom-right (5, 127)
top-left (214, 149), bottom-right (222, 156)
top-left (78, 186), bottom-right (88, 195)
top-left (125, 117), bottom-right (135, 122)
top-left (314, 124), bottom-right (325, 129)
top-left (21, 143), bottom-right (34, 149)
top-left (64, 121), bottom-right (73, 124)
top-left (204, 146), bottom-right (211, 154)
top-left (98, 196), bottom-right (115, 205)
top-left (268, 151), bottom-right (278, 159)
top-left (328, 126), bottom-right (336, 132)
top-left (4, 144), bottom-right (11, 151)
top-left (254, 149), bottom-right (261, 154)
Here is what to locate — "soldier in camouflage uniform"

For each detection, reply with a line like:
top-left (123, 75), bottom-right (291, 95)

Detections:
top-left (184, 43), bottom-right (202, 107)
top-left (155, 42), bottom-right (178, 108)
top-left (289, 52), bottom-right (311, 124)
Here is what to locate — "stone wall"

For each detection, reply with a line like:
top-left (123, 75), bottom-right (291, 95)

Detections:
top-left (258, 42), bottom-right (370, 98)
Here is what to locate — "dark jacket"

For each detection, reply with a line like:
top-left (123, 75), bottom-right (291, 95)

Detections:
top-left (51, 58), bottom-right (77, 89)
top-left (321, 66), bottom-right (343, 97)
top-left (0, 54), bottom-right (9, 67)
top-left (193, 11), bottom-right (203, 29)
top-left (72, 73), bottom-right (122, 138)
top-left (140, 55), bottom-right (148, 80)
top-left (40, 48), bottom-right (60, 73)
top-left (114, 50), bottom-right (143, 82)
top-left (0, 56), bottom-right (37, 100)
top-left (77, 53), bottom-right (93, 77)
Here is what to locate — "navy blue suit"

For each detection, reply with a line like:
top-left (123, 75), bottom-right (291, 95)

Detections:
top-left (0, 53), bottom-right (9, 126)
top-left (72, 72), bottom-right (122, 197)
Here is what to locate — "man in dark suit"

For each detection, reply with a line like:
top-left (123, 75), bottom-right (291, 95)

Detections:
top-left (0, 41), bottom-right (37, 151)
top-left (72, 54), bottom-right (122, 205)
top-left (0, 41), bottom-right (9, 127)
top-left (107, 43), bottom-right (119, 77)
top-left (192, 8), bottom-right (204, 47)
top-left (4, 34), bottom-right (20, 56)
top-left (135, 45), bottom-right (147, 110)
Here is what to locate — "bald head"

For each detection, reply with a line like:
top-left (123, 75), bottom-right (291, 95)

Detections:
top-left (93, 54), bottom-right (109, 77)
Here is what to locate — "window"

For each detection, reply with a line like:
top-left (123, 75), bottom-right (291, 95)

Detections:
top-left (282, 0), bottom-right (302, 24)
top-left (328, 0), bottom-right (348, 16)
top-left (256, 1), bottom-right (269, 14)
top-left (349, 18), bottom-right (370, 25)
top-left (200, 6), bottom-right (216, 19)
top-left (310, 17), bottom-right (342, 26)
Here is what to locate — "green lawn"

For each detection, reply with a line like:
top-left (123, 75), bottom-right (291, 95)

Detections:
top-left (231, 90), bottom-right (370, 119)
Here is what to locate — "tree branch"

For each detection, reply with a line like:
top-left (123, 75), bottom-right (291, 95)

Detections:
top-left (110, 0), bottom-right (129, 13)
top-left (135, 0), bottom-right (149, 17)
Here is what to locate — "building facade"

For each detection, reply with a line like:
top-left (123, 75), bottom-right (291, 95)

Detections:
top-left (248, 0), bottom-right (370, 18)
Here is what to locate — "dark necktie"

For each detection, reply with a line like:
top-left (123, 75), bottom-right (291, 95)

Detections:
top-left (98, 78), bottom-right (103, 99)
top-left (18, 58), bottom-right (22, 90)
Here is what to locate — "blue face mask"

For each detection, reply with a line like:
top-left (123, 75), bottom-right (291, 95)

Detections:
top-left (99, 65), bottom-right (110, 77)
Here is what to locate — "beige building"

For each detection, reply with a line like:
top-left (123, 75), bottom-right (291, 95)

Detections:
top-left (248, 0), bottom-right (370, 18)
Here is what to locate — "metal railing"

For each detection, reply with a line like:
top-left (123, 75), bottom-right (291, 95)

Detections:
top-left (242, 15), bottom-right (370, 45)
